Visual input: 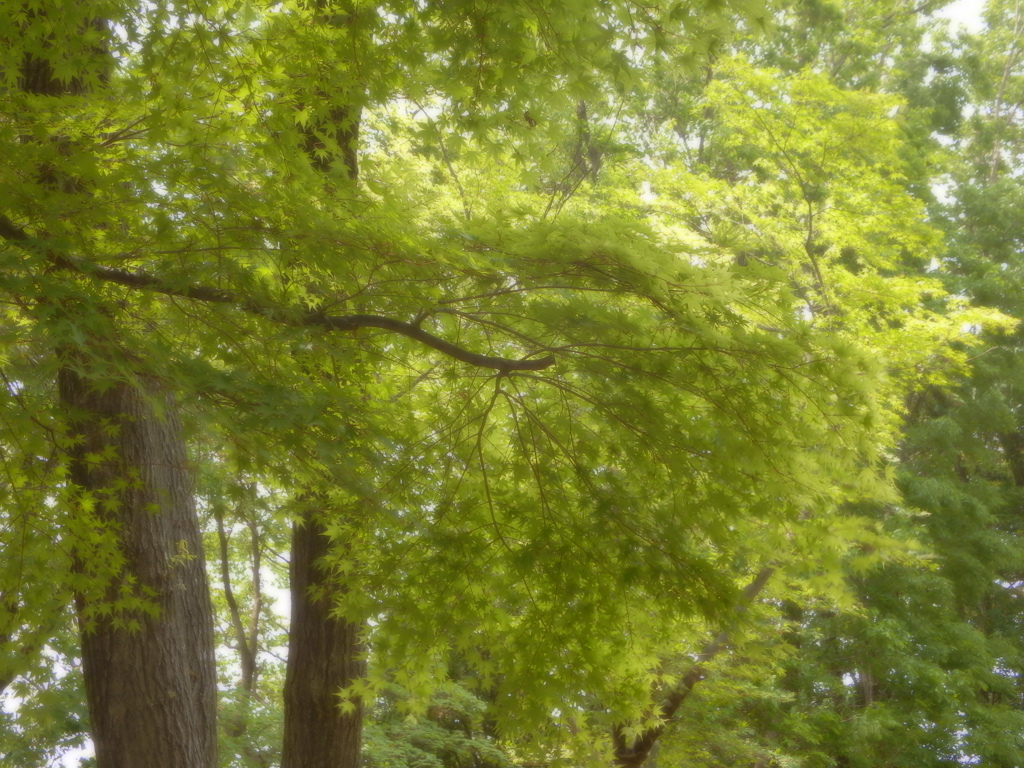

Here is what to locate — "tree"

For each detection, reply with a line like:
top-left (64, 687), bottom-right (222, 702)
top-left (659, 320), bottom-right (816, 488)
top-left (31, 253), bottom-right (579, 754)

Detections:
top-left (0, 2), bottom-right (995, 767)
top-left (4, 5), bottom-right (217, 766)
top-left (633, 4), bottom-right (1024, 767)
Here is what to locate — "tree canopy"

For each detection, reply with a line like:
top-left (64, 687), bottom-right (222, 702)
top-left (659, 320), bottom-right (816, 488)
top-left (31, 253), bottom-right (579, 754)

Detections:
top-left (1, 1), bottom-right (1023, 768)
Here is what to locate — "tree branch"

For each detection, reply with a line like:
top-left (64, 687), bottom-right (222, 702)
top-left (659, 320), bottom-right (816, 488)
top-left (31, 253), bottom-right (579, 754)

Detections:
top-left (0, 215), bottom-right (555, 373)
top-left (214, 508), bottom-right (257, 694)
top-left (612, 566), bottom-right (776, 768)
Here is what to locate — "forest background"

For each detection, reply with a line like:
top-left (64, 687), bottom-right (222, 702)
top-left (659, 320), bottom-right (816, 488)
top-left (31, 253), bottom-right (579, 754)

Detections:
top-left (2, 0), bottom-right (1024, 767)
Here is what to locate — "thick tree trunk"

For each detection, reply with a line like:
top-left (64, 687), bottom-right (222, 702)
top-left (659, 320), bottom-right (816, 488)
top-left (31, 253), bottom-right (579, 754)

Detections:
top-left (17, 5), bottom-right (218, 764)
top-left (282, 512), bottom-right (366, 768)
top-left (59, 367), bottom-right (217, 768)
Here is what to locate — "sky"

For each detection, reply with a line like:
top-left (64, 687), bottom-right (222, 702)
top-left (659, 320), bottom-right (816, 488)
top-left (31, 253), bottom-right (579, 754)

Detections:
top-left (939, 0), bottom-right (986, 32)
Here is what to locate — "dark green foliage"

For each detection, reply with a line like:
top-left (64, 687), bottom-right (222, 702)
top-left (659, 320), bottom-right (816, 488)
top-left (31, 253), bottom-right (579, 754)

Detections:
top-left (364, 684), bottom-right (509, 768)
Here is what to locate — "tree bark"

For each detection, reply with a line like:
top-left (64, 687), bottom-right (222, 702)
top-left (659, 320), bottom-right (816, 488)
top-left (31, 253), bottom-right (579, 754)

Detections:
top-left (282, 511), bottom-right (366, 768)
top-left (59, 366), bottom-right (217, 768)
top-left (283, 9), bottom-right (367, 761)
top-left (215, 507), bottom-right (259, 694)
top-left (16, 6), bottom-right (218, 765)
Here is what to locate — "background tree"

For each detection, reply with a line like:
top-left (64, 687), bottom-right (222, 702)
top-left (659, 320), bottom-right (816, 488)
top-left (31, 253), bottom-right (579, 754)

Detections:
top-left (639, 4), bottom-right (1024, 767)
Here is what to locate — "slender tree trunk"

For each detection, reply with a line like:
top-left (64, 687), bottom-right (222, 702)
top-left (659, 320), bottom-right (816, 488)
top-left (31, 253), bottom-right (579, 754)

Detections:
top-left (59, 367), bottom-right (217, 768)
top-left (215, 507), bottom-right (260, 695)
top-left (216, 501), bottom-right (274, 767)
top-left (283, 7), bottom-right (367, 760)
top-left (282, 511), bottom-right (366, 768)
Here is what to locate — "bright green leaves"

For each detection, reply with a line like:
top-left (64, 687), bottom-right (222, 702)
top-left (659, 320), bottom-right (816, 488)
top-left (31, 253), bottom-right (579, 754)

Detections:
top-left (334, 148), bottom-right (902, 754)
top-left (5, 1), bottom-right (1020, 765)
top-left (364, 681), bottom-right (511, 768)
top-left (635, 53), bottom-right (1012, 446)
top-left (0, 1), bottom-right (116, 92)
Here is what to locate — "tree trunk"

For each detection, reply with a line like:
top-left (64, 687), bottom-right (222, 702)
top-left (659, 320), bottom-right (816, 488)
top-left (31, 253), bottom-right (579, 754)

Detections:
top-left (281, 512), bottom-right (366, 768)
top-left (17, 5), bottom-right (218, 763)
top-left (283, 9), bottom-right (367, 759)
top-left (59, 367), bottom-right (217, 768)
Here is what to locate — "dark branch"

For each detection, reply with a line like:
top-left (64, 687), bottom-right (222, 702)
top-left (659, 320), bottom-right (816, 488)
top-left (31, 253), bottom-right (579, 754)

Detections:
top-left (0, 215), bottom-right (555, 373)
top-left (613, 566), bottom-right (776, 768)
top-left (0, 216), bottom-right (31, 244)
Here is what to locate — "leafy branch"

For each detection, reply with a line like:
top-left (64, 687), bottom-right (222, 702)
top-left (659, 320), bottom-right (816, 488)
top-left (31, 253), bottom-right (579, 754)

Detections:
top-left (612, 566), bottom-right (776, 768)
top-left (0, 215), bottom-right (554, 373)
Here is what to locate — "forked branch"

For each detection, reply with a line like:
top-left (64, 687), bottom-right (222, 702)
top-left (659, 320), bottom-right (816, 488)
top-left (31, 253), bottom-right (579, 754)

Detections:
top-left (0, 215), bottom-right (555, 373)
top-left (612, 566), bottom-right (776, 768)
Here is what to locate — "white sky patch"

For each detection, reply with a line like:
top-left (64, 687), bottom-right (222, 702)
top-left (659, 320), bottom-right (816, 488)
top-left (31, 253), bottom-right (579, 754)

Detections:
top-left (937, 0), bottom-right (986, 33)
top-left (58, 743), bottom-right (93, 767)
top-left (932, 175), bottom-right (956, 204)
